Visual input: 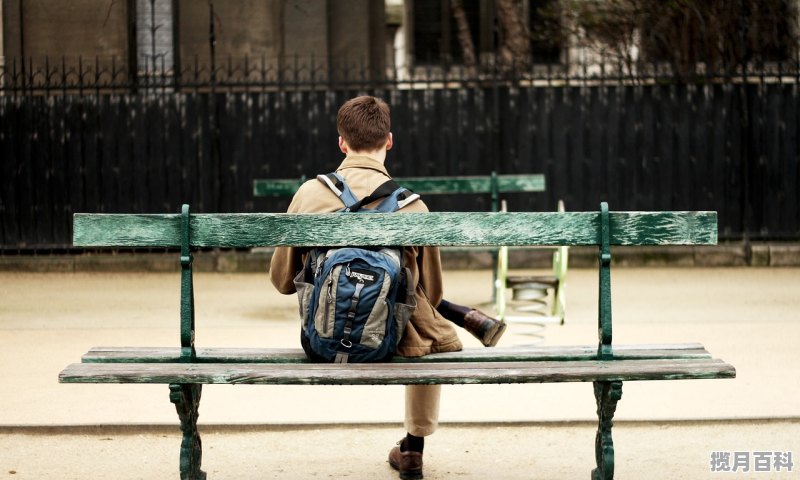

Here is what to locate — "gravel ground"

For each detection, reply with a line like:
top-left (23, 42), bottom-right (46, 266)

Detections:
top-left (1, 267), bottom-right (798, 479)
top-left (2, 420), bottom-right (799, 479)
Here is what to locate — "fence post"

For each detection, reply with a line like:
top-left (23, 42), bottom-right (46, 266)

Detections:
top-left (208, 1), bottom-right (222, 211)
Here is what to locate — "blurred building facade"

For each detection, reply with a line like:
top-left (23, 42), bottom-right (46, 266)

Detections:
top-left (3, 0), bottom-right (799, 85)
top-left (1, 0), bottom-right (387, 84)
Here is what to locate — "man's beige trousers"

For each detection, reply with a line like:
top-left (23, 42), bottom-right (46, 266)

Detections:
top-left (405, 384), bottom-right (441, 437)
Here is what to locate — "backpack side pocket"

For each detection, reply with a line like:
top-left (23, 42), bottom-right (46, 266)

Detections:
top-left (359, 270), bottom-right (393, 349)
top-left (313, 267), bottom-right (339, 338)
top-left (293, 269), bottom-right (314, 330)
top-left (393, 267), bottom-right (416, 344)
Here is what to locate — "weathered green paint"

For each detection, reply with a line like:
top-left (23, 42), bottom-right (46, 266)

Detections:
top-left (592, 381), bottom-right (622, 480)
top-left (73, 210), bottom-right (718, 248)
top-left (252, 173), bottom-right (546, 198)
top-left (80, 344), bottom-right (716, 364)
top-left (170, 384), bottom-right (206, 480)
top-left (180, 206), bottom-right (197, 363)
top-left (252, 178), bottom-right (305, 197)
top-left (402, 173), bottom-right (547, 196)
top-left (59, 358), bottom-right (736, 385)
top-left (598, 203), bottom-right (613, 360)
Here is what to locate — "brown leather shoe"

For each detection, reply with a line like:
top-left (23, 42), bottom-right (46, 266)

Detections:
top-left (463, 309), bottom-right (507, 347)
top-left (388, 440), bottom-right (423, 479)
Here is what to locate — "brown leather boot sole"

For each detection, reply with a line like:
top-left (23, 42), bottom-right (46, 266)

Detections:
top-left (483, 319), bottom-right (507, 347)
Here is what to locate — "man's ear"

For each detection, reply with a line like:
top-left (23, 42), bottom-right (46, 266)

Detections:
top-left (385, 133), bottom-right (393, 151)
top-left (338, 136), bottom-right (348, 153)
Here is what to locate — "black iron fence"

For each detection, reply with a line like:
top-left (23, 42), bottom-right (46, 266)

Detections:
top-left (6, 54), bottom-right (800, 92)
top-left (1, 57), bottom-right (799, 250)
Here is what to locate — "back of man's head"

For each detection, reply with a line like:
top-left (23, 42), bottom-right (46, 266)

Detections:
top-left (337, 96), bottom-right (391, 152)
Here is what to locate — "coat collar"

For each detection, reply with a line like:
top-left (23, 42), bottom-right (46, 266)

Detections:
top-left (337, 155), bottom-right (391, 176)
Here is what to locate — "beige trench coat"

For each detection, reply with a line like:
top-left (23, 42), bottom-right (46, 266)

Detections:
top-left (269, 155), bottom-right (463, 357)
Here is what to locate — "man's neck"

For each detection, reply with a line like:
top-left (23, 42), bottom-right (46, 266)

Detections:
top-left (346, 149), bottom-right (386, 164)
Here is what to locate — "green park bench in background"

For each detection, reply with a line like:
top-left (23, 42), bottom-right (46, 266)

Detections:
top-left (254, 172), bottom-right (568, 325)
top-left (60, 203), bottom-right (735, 480)
top-left (252, 172), bottom-right (545, 213)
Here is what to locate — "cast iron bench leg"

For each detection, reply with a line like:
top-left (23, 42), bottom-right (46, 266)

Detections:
top-left (169, 384), bottom-right (207, 480)
top-left (592, 381), bottom-right (623, 480)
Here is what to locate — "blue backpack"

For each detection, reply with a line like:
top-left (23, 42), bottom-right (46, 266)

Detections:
top-left (295, 172), bottom-right (420, 363)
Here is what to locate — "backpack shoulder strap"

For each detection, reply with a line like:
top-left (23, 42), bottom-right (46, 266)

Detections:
top-left (317, 172), bottom-right (359, 209)
top-left (317, 172), bottom-right (421, 212)
top-left (372, 187), bottom-right (421, 213)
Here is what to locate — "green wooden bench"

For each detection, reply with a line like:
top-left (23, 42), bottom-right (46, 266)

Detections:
top-left (254, 172), bottom-right (565, 323)
top-left (59, 203), bottom-right (735, 480)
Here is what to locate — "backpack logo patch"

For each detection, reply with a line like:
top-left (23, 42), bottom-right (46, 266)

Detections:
top-left (346, 266), bottom-right (377, 285)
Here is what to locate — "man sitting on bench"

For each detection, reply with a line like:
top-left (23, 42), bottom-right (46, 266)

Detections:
top-left (269, 95), bottom-right (505, 479)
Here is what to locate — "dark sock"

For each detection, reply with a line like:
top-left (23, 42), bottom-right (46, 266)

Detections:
top-left (401, 433), bottom-right (424, 453)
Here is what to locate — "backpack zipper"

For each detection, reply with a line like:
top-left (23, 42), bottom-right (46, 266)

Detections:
top-left (323, 277), bottom-right (333, 334)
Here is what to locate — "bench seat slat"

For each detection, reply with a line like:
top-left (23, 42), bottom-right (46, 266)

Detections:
top-left (73, 211), bottom-right (718, 248)
top-left (60, 358), bottom-right (735, 385)
top-left (81, 344), bottom-right (714, 364)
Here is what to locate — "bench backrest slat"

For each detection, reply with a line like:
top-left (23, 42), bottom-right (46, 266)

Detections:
top-left (252, 178), bottom-right (304, 197)
top-left (395, 174), bottom-right (546, 195)
top-left (73, 211), bottom-right (718, 248)
top-left (252, 174), bottom-right (546, 197)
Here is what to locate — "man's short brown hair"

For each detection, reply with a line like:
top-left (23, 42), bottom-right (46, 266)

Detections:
top-left (336, 96), bottom-right (391, 152)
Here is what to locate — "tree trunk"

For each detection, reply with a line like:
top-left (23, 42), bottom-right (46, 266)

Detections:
top-left (451, 0), bottom-right (477, 67)
top-left (496, 0), bottom-right (531, 73)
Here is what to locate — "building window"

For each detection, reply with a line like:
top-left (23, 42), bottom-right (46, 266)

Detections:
top-left (412, 0), bottom-right (480, 64)
top-left (136, 0), bottom-right (176, 74)
top-left (529, 0), bottom-right (561, 64)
